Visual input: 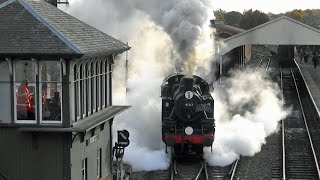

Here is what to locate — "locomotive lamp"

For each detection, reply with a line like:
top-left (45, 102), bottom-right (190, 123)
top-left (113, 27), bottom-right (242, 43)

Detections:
top-left (185, 126), bottom-right (193, 135)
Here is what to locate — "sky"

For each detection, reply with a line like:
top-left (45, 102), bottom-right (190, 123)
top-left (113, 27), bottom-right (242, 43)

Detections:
top-left (213, 0), bottom-right (320, 14)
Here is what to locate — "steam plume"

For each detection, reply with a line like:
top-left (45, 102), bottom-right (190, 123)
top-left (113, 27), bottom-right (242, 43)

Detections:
top-left (62, 0), bottom-right (289, 172)
top-left (204, 70), bottom-right (289, 166)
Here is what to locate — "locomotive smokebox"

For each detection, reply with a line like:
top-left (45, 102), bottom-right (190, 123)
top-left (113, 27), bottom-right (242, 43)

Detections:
top-left (180, 76), bottom-right (194, 92)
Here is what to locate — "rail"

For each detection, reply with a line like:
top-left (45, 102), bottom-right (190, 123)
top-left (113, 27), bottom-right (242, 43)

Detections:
top-left (254, 53), bottom-right (271, 74)
top-left (280, 67), bottom-right (286, 180)
top-left (291, 69), bottom-right (320, 179)
top-left (294, 59), bottom-right (320, 130)
top-left (229, 158), bottom-right (239, 180)
top-left (170, 159), bottom-right (209, 180)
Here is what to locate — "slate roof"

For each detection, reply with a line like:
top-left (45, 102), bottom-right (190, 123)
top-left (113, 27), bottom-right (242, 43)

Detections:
top-left (0, 0), bottom-right (130, 58)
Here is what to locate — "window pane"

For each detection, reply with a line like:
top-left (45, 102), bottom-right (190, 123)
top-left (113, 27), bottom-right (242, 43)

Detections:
top-left (92, 62), bottom-right (96, 112)
top-left (15, 61), bottom-right (36, 82)
top-left (87, 63), bottom-right (91, 115)
top-left (74, 65), bottom-right (78, 121)
top-left (100, 62), bottom-right (103, 108)
top-left (15, 61), bottom-right (36, 121)
top-left (97, 148), bottom-right (101, 179)
top-left (40, 61), bottom-right (62, 122)
top-left (96, 61), bottom-right (100, 111)
top-left (40, 61), bottom-right (61, 81)
top-left (41, 82), bottom-right (62, 121)
top-left (80, 65), bottom-right (83, 118)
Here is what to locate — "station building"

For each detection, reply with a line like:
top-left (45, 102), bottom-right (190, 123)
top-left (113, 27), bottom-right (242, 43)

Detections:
top-left (0, 0), bottom-right (130, 179)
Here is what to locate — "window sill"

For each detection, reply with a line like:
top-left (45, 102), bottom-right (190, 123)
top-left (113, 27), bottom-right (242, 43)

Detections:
top-left (18, 106), bottom-right (131, 133)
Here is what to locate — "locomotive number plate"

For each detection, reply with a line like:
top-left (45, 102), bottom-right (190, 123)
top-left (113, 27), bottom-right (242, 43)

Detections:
top-left (185, 91), bottom-right (193, 99)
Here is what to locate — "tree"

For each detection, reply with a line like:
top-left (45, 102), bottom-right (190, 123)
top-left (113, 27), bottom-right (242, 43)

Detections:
top-left (225, 11), bottom-right (243, 27)
top-left (285, 9), bottom-right (304, 22)
top-left (240, 9), bottom-right (269, 30)
top-left (268, 12), bottom-right (282, 20)
top-left (304, 9), bottom-right (313, 17)
top-left (214, 9), bottom-right (226, 20)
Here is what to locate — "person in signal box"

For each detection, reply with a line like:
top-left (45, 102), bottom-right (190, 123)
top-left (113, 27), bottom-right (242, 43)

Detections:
top-left (16, 79), bottom-right (35, 120)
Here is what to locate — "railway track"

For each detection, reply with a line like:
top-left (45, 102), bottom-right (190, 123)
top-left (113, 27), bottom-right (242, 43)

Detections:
top-left (132, 50), bottom-right (278, 180)
top-left (253, 53), bottom-right (271, 73)
top-left (275, 67), bottom-right (320, 179)
top-left (139, 159), bottom-right (233, 180)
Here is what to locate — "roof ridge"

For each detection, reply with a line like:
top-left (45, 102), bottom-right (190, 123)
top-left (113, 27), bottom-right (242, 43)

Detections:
top-left (223, 16), bottom-right (320, 42)
top-left (0, 0), bottom-right (16, 9)
top-left (282, 15), bottom-right (320, 33)
top-left (18, 0), bottom-right (82, 54)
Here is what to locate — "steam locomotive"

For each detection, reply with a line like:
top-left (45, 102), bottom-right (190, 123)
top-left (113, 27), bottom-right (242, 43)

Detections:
top-left (161, 74), bottom-right (215, 157)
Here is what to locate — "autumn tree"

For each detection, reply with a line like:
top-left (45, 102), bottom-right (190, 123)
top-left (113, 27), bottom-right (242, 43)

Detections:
top-left (240, 9), bottom-right (269, 30)
top-left (285, 9), bottom-right (304, 22)
top-left (214, 9), bottom-right (227, 20)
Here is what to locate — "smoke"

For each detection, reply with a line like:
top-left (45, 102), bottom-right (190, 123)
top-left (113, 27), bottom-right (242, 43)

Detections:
top-left (111, 21), bottom-right (174, 171)
top-left (64, 0), bottom-right (214, 74)
top-left (62, 0), bottom-right (289, 172)
top-left (204, 69), bottom-right (290, 166)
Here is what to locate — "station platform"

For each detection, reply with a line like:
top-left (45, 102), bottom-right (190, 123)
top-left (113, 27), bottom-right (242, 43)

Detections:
top-left (295, 57), bottom-right (320, 117)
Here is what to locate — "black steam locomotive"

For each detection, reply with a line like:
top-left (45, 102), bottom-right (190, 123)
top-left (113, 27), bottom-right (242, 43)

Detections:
top-left (161, 74), bottom-right (215, 157)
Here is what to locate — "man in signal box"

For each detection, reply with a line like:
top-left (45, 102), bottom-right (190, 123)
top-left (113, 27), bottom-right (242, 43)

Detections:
top-left (17, 79), bottom-right (35, 120)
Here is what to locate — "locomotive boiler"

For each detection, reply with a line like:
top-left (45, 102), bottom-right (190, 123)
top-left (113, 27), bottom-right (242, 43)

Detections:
top-left (161, 74), bottom-right (215, 157)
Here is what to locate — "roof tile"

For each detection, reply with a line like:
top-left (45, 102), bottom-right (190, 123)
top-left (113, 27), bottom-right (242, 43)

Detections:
top-left (0, 0), bottom-right (130, 57)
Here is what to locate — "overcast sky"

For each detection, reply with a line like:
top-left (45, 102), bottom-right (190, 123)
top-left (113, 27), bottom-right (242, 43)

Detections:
top-left (213, 0), bottom-right (320, 14)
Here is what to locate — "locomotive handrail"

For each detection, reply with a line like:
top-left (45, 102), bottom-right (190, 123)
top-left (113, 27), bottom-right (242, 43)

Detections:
top-left (291, 69), bottom-right (320, 179)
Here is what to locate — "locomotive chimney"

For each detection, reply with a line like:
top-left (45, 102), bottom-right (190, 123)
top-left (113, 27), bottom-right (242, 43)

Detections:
top-left (180, 76), bottom-right (194, 92)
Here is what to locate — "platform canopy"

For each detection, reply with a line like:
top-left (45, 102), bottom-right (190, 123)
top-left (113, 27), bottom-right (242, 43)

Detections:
top-left (221, 16), bottom-right (320, 54)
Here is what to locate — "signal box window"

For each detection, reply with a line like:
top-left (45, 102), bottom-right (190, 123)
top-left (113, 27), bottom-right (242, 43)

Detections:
top-left (14, 61), bottom-right (37, 123)
top-left (40, 61), bottom-right (62, 123)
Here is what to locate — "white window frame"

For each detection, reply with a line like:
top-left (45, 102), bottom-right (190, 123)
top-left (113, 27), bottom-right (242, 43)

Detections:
top-left (39, 61), bottom-right (63, 124)
top-left (13, 60), bottom-right (37, 124)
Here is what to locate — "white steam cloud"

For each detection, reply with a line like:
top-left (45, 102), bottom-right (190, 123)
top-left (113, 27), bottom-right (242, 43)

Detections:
top-left (204, 70), bottom-right (289, 166)
top-left (62, 0), bottom-right (289, 172)
top-left (112, 21), bottom-right (174, 171)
